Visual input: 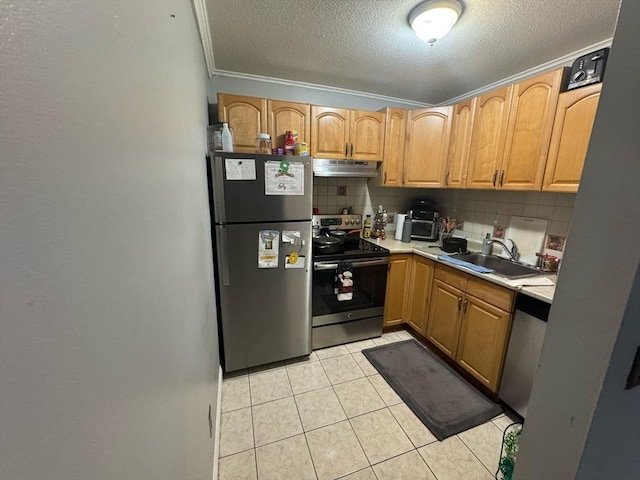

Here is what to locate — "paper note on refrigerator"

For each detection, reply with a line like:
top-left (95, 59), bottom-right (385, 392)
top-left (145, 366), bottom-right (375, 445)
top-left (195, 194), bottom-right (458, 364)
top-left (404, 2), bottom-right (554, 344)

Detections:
top-left (265, 161), bottom-right (304, 195)
top-left (258, 230), bottom-right (279, 268)
top-left (225, 158), bottom-right (256, 180)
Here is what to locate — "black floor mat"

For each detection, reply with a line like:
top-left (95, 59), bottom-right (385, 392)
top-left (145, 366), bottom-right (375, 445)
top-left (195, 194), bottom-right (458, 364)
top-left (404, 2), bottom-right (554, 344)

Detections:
top-left (362, 339), bottom-right (502, 440)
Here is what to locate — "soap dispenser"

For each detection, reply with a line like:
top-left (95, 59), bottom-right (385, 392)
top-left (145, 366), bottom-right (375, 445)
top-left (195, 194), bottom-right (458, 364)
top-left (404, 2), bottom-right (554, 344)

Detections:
top-left (481, 233), bottom-right (492, 255)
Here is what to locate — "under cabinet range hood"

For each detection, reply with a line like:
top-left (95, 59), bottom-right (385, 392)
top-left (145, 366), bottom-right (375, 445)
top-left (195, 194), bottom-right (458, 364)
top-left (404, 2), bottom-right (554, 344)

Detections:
top-left (312, 159), bottom-right (379, 178)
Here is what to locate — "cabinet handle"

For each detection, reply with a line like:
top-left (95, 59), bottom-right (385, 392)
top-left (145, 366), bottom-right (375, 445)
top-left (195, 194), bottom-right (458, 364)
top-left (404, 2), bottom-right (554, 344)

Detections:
top-left (499, 170), bottom-right (505, 187)
top-left (384, 172), bottom-right (388, 184)
top-left (345, 143), bottom-right (349, 157)
top-left (492, 170), bottom-right (498, 187)
top-left (462, 299), bottom-right (468, 313)
top-left (445, 171), bottom-right (450, 186)
top-left (350, 143), bottom-right (354, 157)
top-left (457, 297), bottom-right (462, 311)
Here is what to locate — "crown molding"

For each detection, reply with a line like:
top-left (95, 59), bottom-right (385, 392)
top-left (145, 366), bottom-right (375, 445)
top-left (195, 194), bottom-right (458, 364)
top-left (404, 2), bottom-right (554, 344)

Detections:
top-left (192, 0), bottom-right (215, 76)
top-left (438, 37), bottom-right (614, 106)
top-left (211, 70), bottom-right (433, 108)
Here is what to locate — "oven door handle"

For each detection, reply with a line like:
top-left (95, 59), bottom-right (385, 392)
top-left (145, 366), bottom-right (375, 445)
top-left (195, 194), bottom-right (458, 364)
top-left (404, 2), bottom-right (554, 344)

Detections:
top-left (313, 257), bottom-right (390, 270)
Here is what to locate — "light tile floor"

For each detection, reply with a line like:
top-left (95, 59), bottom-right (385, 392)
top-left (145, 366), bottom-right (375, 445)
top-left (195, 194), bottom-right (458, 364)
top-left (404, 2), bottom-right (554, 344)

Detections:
top-left (218, 330), bottom-right (518, 480)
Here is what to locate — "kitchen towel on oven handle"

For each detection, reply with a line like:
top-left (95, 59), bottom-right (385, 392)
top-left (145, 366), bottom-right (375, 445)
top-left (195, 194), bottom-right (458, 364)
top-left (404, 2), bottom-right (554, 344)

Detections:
top-left (334, 261), bottom-right (354, 301)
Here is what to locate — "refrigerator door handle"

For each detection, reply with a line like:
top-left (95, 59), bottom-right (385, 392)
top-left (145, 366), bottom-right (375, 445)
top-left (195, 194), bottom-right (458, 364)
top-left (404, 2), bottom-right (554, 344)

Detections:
top-left (314, 257), bottom-right (389, 270)
top-left (212, 155), bottom-right (227, 224)
top-left (217, 225), bottom-right (231, 286)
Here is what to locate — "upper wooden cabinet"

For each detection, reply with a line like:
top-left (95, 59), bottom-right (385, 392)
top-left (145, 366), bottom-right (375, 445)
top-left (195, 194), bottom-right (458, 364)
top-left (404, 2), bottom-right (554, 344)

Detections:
top-left (267, 100), bottom-right (311, 149)
top-left (500, 68), bottom-right (564, 190)
top-left (542, 83), bottom-right (602, 192)
top-left (466, 86), bottom-right (513, 189)
top-left (310, 106), bottom-right (350, 159)
top-left (217, 93), bottom-right (267, 153)
top-left (377, 107), bottom-right (407, 187)
top-left (446, 98), bottom-right (476, 188)
top-left (311, 106), bottom-right (385, 160)
top-left (404, 106), bottom-right (453, 188)
top-left (466, 69), bottom-right (564, 190)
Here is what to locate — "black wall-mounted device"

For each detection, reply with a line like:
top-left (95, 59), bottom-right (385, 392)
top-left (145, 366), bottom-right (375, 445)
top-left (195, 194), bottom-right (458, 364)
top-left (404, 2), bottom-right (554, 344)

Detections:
top-left (565, 48), bottom-right (610, 91)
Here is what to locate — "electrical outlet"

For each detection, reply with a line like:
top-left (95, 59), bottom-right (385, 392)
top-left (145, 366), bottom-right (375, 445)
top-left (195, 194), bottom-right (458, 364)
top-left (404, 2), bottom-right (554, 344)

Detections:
top-left (625, 346), bottom-right (640, 390)
top-left (337, 185), bottom-right (347, 196)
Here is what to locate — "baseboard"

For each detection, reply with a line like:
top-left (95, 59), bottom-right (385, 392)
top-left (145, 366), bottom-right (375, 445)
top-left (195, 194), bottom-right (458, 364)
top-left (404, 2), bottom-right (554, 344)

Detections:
top-left (211, 365), bottom-right (223, 480)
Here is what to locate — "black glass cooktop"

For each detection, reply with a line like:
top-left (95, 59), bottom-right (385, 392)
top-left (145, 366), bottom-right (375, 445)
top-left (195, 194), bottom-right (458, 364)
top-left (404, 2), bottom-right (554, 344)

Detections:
top-left (313, 239), bottom-right (390, 261)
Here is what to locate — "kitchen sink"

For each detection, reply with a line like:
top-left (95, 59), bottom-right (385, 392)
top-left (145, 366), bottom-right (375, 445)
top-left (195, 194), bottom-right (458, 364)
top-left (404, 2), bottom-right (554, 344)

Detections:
top-left (454, 252), bottom-right (541, 279)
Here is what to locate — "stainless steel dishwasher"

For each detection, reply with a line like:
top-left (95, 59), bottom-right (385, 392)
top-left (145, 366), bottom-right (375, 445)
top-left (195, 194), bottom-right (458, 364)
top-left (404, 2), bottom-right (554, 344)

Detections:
top-left (499, 293), bottom-right (551, 418)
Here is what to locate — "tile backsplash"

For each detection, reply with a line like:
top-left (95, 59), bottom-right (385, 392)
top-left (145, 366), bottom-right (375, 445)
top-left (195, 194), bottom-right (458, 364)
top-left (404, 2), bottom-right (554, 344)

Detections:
top-left (313, 177), bottom-right (575, 241)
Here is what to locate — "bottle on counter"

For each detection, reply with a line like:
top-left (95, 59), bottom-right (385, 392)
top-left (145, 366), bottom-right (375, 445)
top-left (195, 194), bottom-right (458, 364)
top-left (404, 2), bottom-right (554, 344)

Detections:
top-left (363, 214), bottom-right (372, 238)
top-left (221, 122), bottom-right (234, 152)
top-left (481, 233), bottom-right (492, 255)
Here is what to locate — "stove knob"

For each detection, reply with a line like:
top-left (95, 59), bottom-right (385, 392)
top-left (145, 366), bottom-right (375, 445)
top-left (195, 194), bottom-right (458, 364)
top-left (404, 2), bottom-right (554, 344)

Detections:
top-left (355, 219), bottom-right (360, 225)
top-left (350, 219), bottom-right (355, 225)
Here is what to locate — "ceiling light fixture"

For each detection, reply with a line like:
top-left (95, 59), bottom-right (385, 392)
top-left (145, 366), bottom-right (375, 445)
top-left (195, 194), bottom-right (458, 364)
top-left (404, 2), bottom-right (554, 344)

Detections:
top-left (409, 0), bottom-right (463, 44)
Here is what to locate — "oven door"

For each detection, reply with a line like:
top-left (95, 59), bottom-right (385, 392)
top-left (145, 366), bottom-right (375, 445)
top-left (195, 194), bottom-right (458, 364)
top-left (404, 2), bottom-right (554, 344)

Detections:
top-left (312, 257), bottom-right (389, 326)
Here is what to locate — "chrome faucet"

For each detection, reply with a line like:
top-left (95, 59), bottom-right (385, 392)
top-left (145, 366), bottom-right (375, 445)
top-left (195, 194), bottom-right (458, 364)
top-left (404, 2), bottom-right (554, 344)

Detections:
top-left (487, 238), bottom-right (519, 261)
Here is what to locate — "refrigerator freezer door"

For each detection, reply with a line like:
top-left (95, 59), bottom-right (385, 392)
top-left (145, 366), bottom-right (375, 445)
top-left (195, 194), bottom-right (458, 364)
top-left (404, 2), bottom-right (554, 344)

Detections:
top-left (211, 153), bottom-right (313, 224)
top-left (215, 221), bottom-right (312, 371)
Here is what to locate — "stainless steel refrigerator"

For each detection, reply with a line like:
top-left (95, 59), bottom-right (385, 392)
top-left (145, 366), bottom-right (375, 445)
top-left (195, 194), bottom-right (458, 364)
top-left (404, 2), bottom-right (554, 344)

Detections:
top-left (208, 153), bottom-right (313, 372)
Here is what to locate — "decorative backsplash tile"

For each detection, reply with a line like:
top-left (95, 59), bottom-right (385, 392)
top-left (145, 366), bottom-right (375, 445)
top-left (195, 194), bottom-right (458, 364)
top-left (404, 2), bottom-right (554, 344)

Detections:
top-left (312, 177), bottom-right (576, 243)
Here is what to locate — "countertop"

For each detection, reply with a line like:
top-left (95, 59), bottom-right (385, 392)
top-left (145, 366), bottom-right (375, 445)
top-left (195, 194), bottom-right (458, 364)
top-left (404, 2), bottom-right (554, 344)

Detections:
top-left (365, 237), bottom-right (557, 304)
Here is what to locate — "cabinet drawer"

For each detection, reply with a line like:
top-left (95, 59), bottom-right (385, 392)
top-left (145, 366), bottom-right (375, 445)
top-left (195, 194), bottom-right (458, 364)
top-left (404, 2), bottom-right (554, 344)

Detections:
top-left (435, 263), bottom-right (468, 291)
top-left (467, 277), bottom-right (514, 312)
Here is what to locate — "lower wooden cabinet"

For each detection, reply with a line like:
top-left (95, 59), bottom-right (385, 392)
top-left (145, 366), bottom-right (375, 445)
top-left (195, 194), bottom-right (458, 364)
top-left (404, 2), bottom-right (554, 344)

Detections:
top-left (383, 254), bottom-right (412, 327)
top-left (406, 256), bottom-right (435, 335)
top-left (426, 264), bottom-right (515, 392)
top-left (456, 295), bottom-right (512, 391)
top-left (425, 279), bottom-right (464, 358)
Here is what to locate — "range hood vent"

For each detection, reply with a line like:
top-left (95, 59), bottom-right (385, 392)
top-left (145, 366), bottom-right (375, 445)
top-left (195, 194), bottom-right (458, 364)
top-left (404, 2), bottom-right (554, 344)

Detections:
top-left (313, 159), bottom-right (379, 178)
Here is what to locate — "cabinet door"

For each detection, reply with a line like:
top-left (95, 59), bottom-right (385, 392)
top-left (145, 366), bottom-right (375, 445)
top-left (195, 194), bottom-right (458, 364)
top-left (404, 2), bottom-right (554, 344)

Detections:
top-left (426, 279), bottom-right (463, 359)
top-left (267, 100), bottom-right (311, 149)
top-left (383, 254), bottom-right (412, 327)
top-left (466, 86), bottom-right (513, 189)
top-left (310, 106), bottom-right (350, 159)
top-left (456, 295), bottom-right (511, 392)
top-left (543, 83), bottom-right (602, 192)
top-left (446, 98), bottom-right (476, 188)
top-left (218, 94), bottom-right (267, 153)
top-left (380, 108), bottom-right (407, 186)
top-left (404, 106), bottom-right (452, 187)
top-left (350, 110), bottom-right (386, 161)
top-left (406, 256), bottom-right (435, 335)
top-left (500, 69), bottom-right (564, 190)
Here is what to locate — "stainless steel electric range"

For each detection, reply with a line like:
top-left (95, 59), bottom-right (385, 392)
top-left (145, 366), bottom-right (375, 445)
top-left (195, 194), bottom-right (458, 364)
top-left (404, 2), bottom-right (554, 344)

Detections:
top-left (311, 214), bottom-right (390, 349)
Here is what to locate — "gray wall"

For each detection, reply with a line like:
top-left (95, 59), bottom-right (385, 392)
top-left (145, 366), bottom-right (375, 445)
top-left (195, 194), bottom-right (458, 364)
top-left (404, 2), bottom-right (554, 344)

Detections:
top-left (0, 1), bottom-right (220, 479)
top-left (208, 74), bottom-right (427, 114)
top-left (513, 0), bottom-right (640, 478)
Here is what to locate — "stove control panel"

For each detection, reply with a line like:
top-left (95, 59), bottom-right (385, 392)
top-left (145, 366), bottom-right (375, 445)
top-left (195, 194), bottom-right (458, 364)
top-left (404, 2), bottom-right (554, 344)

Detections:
top-left (312, 214), bottom-right (362, 230)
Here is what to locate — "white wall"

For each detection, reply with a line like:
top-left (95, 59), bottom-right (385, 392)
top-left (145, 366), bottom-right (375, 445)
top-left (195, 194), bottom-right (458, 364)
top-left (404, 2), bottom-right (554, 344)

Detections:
top-left (0, 1), bottom-right (219, 479)
top-left (513, 0), bottom-right (640, 478)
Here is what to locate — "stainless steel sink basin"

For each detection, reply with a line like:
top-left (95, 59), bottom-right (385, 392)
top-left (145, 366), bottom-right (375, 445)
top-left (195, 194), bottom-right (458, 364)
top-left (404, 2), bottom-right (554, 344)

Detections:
top-left (454, 252), bottom-right (541, 279)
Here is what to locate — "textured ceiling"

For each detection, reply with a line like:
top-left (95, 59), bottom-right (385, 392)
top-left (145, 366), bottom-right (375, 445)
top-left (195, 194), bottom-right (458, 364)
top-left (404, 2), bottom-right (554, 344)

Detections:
top-left (206, 0), bottom-right (620, 104)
